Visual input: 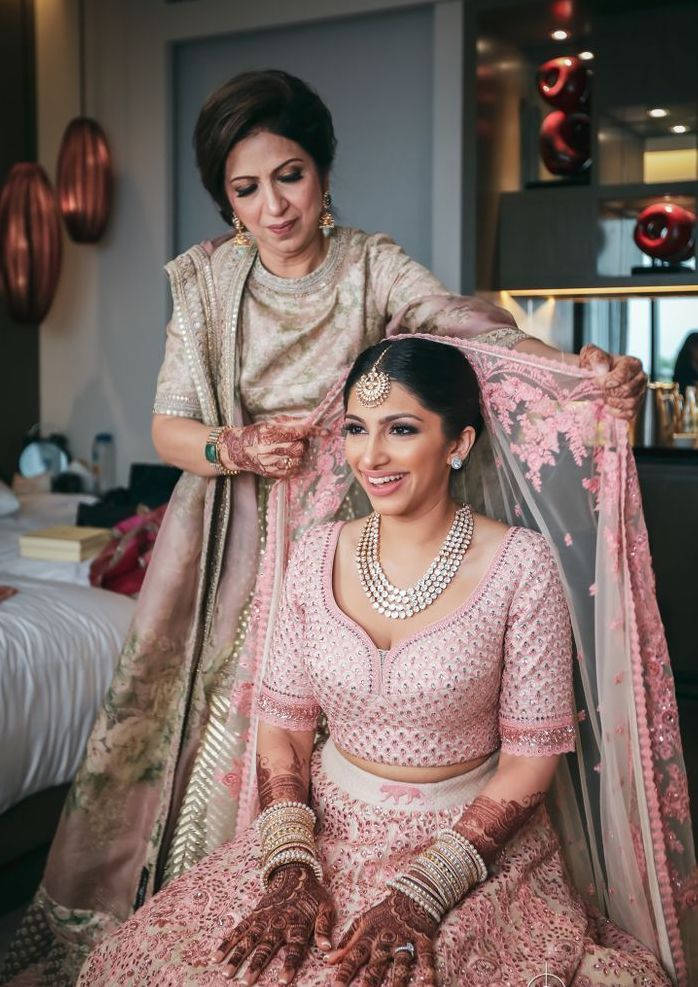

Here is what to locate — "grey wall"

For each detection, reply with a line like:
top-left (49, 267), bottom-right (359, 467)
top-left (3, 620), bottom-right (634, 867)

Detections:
top-left (174, 7), bottom-right (434, 267)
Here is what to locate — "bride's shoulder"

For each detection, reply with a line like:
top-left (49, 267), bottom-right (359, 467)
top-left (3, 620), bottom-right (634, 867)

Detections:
top-left (290, 521), bottom-right (338, 560)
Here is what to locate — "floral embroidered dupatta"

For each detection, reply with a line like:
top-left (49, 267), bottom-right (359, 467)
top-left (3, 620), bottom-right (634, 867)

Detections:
top-left (235, 328), bottom-right (697, 986)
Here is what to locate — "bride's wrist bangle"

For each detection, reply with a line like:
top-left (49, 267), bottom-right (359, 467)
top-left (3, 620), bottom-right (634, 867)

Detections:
top-left (204, 426), bottom-right (239, 477)
top-left (261, 848), bottom-right (323, 887)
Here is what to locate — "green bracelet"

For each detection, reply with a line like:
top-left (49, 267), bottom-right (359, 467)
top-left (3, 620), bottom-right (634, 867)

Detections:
top-left (205, 427), bottom-right (239, 477)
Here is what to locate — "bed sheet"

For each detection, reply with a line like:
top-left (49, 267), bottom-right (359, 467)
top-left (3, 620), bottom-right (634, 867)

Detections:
top-left (0, 494), bottom-right (135, 814)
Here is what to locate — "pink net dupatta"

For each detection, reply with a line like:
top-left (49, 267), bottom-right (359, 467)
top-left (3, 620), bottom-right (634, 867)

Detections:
top-left (234, 330), bottom-right (697, 985)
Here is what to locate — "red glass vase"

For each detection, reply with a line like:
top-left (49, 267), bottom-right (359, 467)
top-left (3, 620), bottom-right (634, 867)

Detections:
top-left (540, 110), bottom-right (591, 175)
top-left (0, 163), bottom-right (62, 323)
top-left (56, 117), bottom-right (112, 243)
top-left (537, 56), bottom-right (590, 112)
top-left (633, 202), bottom-right (695, 264)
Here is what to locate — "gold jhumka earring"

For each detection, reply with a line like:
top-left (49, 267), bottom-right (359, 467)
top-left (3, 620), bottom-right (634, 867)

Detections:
top-left (232, 212), bottom-right (252, 248)
top-left (355, 347), bottom-right (392, 407)
top-left (318, 191), bottom-right (335, 237)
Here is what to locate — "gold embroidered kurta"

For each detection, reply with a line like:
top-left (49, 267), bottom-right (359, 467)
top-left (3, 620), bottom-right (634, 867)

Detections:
top-left (153, 227), bottom-right (525, 422)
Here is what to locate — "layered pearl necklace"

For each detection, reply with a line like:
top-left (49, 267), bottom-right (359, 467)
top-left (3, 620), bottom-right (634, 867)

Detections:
top-left (355, 505), bottom-right (474, 620)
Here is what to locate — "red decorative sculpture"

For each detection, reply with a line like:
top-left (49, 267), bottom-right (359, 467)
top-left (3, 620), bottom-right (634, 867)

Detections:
top-left (633, 202), bottom-right (696, 264)
top-left (537, 56), bottom-right (590, 111)
top-left (56, 117), bottom-right (112, 243)
top-left (540, 110), bottom-right (591, 175)
top-left (0, 163), bottom-right (62, 323)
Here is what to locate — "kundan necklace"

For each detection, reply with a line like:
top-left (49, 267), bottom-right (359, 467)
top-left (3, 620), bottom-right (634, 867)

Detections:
top-left (355, 505), bottom-right (474, 620)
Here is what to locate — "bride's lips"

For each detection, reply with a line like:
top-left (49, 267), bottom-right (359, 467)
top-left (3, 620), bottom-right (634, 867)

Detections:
top-left (362, 471), bottom-right (407, 497)
top-left (267, 219), bottom-right (296, 236)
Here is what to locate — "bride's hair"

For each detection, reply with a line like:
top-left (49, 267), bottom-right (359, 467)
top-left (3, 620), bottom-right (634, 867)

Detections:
top-left (343, 338), bottom-right (482, 441)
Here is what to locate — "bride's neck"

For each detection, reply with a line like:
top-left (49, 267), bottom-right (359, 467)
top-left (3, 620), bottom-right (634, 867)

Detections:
top-left (378, 499), bottom-right (457, 556)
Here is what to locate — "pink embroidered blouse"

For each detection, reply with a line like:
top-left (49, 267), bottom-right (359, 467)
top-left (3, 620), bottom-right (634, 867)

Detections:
top-left (258, 522), bottom-right (577, 765)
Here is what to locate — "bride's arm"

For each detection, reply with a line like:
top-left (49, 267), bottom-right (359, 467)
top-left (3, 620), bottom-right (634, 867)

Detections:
top-left (255, 721), bottom-right (314, 809)
top-left (451, 752), bottom-right (558, 865)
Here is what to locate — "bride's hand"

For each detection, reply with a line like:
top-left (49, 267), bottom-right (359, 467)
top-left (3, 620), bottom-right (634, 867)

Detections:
top-left (579, 344), bottom-right (647, 421)
top-left (326, 889), bottom-right (439, 986)
top-left (220, 419), bottom-right (311, 479)
top-left (212, 863), bottom-right (335, 984)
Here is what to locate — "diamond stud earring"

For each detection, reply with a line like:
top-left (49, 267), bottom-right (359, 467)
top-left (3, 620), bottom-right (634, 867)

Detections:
top-left (450, 456), bottom-right (464, 470)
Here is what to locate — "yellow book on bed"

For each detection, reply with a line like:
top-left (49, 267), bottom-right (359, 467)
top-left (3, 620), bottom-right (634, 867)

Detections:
top-left (19, 525), bottom-right (111, 562)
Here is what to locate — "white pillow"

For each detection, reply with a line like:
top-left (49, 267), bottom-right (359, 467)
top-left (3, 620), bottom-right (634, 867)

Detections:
top-left (0, 479), bottom-right (20, 516)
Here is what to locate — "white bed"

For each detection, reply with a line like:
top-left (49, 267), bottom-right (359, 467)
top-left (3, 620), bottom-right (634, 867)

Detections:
top-left (0, 494), bottom-right (135, 815)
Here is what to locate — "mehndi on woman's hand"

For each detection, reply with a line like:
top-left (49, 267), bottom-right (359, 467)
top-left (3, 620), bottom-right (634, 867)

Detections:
top-left (213, 862), bottom-right (335, 984)
top-left (579, 343), bottom-right (647, 422)
top-left (326, 889), bottom-right (439, 987)
top-left (220, 418), bottom-right (310, 479)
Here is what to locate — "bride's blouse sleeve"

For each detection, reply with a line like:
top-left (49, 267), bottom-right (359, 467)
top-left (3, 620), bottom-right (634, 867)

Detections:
top-left (257, 535), bottom-right (322, 733)
top-left (498, 534), bottom-right (577, 756)
top-left (152, 319), bottom-right (203, 420)
top-left (365, 232), bottom-right (528, 348)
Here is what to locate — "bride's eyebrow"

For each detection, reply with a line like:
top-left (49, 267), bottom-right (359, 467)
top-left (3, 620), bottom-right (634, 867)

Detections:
top-left (343, 413), bottom-right (424, 424)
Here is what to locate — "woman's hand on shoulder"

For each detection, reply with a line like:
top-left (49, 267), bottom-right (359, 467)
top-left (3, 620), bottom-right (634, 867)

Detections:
top-left (326, 889), bottom-right (439, 986)
top-left (220, 417), bottom-right (322, 479)
top-left (213, 862), bottom-right (335, 983)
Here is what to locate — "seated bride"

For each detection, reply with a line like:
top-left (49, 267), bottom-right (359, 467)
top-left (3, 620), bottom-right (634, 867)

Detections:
top-left (77, 338), bottom-right (673, 986)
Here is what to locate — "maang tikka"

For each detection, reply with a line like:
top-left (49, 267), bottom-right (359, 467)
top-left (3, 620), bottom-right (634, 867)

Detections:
top-left (355, 347), bottom-right (392, 407)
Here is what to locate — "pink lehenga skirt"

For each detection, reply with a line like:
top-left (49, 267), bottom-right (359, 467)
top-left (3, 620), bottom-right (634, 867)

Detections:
top-left (77, 739), bottom-right (671, 986)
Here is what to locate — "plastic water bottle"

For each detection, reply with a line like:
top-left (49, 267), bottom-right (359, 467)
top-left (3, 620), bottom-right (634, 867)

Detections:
top-left (92, 432), bottom-right (115, 494)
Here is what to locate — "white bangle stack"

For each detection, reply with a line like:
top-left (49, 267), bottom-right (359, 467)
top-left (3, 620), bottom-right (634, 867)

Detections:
top-left (257, 800), bottom-right (323, 888)
top-left (386, 828), bottom-right (488, 923)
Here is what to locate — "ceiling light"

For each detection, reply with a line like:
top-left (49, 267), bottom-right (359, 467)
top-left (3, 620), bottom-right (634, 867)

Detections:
top-left (578, 51), bottom-right (594, 60)
top-left (671, 124), bottom-right (689, 134)
top-left (551, 29), bottom-right (570, 40)
top-left (647, 108), bottom-right (669, 118)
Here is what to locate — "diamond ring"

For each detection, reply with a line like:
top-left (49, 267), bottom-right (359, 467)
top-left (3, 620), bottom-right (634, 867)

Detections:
top-left (394, 942), bottom-right (416, 958)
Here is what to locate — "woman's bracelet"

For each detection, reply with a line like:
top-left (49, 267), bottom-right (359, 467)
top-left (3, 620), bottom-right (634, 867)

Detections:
top-left (257, 801), bottom-right (317, 828)
top-left (261, 848), bottom-right (323, 887)
top-left (257, 801), bottom-right (321, 887)
top-left (388, 829), bottom-right (489, 923)
top-left (386, 875), bottom-right (444, 923)
top-left (437, 829), bottom-right (488, 884)
top-left (204, 426), bottom-right (239, 477)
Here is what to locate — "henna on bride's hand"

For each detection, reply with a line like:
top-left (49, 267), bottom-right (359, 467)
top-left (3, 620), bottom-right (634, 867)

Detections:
top-left (327, 890), bottom-right (438, 987)
top-left (256, 745), bottom-right (310, 810)
top-left (213, 863), bottom-right (335, 984)
top-left (453, 791), bottom-right (546, 864)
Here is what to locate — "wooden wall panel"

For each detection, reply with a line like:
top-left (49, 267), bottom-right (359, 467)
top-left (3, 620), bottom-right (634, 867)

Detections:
top-left (0, 0), bottom-right (38, 484)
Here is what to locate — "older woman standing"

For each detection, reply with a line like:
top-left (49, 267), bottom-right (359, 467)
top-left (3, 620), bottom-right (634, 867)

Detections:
top-left (1, 70), bottom-right (646, 987)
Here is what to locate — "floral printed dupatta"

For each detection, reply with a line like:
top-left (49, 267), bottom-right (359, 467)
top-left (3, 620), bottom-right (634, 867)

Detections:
top-left (236, 329), bottom-right (697, 986)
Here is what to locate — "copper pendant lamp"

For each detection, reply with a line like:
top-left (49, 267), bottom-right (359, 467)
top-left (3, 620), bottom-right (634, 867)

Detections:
top-left (0, 163), bottom-right (62, 323)
top-left (55, 0), bottom-right (112, 243)
top-left (56, 116), bottom-right (112, 242)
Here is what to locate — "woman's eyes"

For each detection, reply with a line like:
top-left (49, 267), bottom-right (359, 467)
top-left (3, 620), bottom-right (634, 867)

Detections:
top-left (342, 423), bottom-right (418, 436)
top-left (232, 171), bottom-right (303, 198)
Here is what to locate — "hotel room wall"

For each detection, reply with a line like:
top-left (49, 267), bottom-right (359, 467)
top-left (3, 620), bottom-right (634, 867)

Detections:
top-left (35, 0), bottom-right (469, 486)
